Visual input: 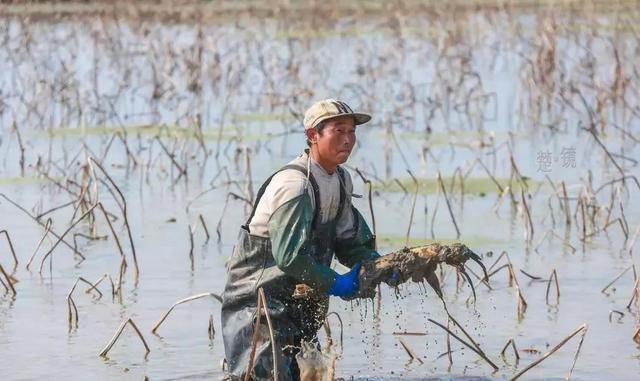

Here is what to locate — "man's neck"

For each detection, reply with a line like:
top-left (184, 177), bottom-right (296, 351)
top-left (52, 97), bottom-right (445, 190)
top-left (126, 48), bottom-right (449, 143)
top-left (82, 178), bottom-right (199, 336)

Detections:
top-left (308, 148), bottom-right (337, 174)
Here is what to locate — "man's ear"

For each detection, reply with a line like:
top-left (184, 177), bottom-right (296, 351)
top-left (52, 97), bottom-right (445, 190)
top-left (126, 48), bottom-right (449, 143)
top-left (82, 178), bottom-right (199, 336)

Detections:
top-left (305, 128), bottom-right (317, 144)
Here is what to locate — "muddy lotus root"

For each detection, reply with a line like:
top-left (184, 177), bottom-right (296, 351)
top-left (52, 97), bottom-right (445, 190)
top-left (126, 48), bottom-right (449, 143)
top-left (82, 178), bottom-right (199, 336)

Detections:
top-left (292, 243), bottom-right (486, 301)
top-left (356, 243), bottom-right (487, 299)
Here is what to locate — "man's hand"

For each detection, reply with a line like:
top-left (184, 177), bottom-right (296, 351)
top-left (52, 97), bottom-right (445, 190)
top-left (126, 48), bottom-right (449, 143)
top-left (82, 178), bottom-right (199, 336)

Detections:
top-left (328, 263), bottom-right (362, 298)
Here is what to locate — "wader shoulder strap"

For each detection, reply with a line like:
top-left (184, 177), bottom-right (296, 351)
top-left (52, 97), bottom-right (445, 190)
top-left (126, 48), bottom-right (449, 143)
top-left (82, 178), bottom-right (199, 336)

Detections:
top-left (242, 164), bottom-right (320, 232)
top-left (335, 166), bottom-right (347, 221)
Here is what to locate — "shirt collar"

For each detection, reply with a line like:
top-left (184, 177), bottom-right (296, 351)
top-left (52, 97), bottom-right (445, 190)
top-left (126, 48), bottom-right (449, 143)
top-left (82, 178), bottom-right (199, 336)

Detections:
top-left (303, 149), bottom-right (336, 178)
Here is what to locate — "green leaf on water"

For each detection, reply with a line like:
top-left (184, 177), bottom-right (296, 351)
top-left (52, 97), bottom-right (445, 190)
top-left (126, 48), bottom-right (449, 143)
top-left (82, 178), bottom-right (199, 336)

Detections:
top-left (28, 124), bottom-right (268, 142)
top-left (375, 234), bottom-right (505, 251)
top-left (378, 176), bottom-right (541, 195)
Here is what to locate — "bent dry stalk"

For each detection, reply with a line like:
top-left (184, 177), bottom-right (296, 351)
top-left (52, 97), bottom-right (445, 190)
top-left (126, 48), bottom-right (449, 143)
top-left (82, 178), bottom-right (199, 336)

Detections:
top-left (510, 264), bottom-right (528, 319)
top-left (84, 273), bottom-right (116, 299)
top-left (445, 319), bottom-right (453, 365)
top-left (354, 167), bottom-right (382, 314)
top-left (0, 230), bottom-right (19, 268)
top-left (354, 167), bottom-right (377, 241)
top-left (602, 264), bottom-right (636, 295)
top-left (520, 269), bottom-right (542, 281)
top-left (321, 311), bottom-right (344, 353)
top-left (509, 324), bottom-right (588, 381)
top-left (545, 269), bottom-right (560, 305)
top-left (520, 189), bottom-right (534, 243)
top-left (405, 169), bottom-right (419, 247)
top-left (99, 318), bottom-right (150, 357)
top-left (437, 171), bottom-right (461, 239)
top-left (198, 214), bottom-right (210, 242)
top-left (188, 224), bottom-right (195, 268)
top-left (38, 204), bottom-right (97, 274)
top-left (0, 264), bottom-right (16, 295)
top-left (0, 193), bottom-right (85, 259)
top-left (26, 218), bottom-right (52, 271)
top-left (1, 194), bottom-right (86, 260)
top-left (398, 338), bottom-right (424, 364)
top-left (0, 272), bottom-right (9, 294)
top-left (114, 257), bottom-right (127, 299)
top-left (216, 192), bottom-right (252, 243)
top-left (500, 338), bottom-right (520, 362)
top-left (626, 278), bottom-right (640, 309)
top-left (96, 202), bottom-right (126, 262)
top-left (466, 265), bottom-right (493, 291)
top-left (485, 251), bottom-right (528, 317)
top-left (320, 312), bottom-right (344, 381)
top-left (151, 292), bottom-right (223, 334)
top-left (208, 314), bottom-right (215, 340)
top-left (67, 277), bottom-right (103, 328)
top-left (244, 288), bottom-right (278, 381)
top-left (428, 318), bottom-right (499, 371)
top-left (608, 310), bottom-right (624, 323)
top-left (88, 158), bottom-right (139, 277)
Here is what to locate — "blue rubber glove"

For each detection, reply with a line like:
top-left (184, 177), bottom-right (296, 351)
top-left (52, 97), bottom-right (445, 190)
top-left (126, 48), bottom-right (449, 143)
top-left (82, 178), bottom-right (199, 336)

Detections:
top-left (386, 270), bottom-right (401, 287)
top-left (328, 263), bottom-right (362, 298)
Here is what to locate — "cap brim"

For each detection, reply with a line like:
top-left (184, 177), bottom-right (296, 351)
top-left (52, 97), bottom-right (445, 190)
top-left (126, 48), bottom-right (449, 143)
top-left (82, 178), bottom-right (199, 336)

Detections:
top-left (315, 112), bottom-right (371, 127)
top-left (352, 113), bottom-right (372, 125)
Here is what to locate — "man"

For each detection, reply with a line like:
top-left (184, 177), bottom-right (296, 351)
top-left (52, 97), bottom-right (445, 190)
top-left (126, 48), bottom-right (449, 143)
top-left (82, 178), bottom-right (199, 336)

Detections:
top-left (221, 99), bottom-right (380, 380)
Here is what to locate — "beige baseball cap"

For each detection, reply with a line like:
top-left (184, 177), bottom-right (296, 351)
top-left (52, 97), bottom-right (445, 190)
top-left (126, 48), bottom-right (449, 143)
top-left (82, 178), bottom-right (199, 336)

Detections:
top-left (303, 98), bottom-right (371, 130)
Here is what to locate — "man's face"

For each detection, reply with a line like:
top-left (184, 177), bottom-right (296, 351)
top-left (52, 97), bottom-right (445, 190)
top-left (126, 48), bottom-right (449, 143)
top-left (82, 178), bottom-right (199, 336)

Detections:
top-left (307, 115), bottom-right (357, 166)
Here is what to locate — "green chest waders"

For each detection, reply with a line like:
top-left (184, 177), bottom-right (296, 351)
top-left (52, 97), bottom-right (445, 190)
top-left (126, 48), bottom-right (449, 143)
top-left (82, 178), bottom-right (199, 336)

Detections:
top-left (221, 164), bottom-right (346, 380)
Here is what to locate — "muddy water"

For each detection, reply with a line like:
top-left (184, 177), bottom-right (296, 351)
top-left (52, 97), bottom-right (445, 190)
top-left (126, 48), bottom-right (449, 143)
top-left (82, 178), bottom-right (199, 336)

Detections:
top-left (1, 3), bottom-right (639, 380)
